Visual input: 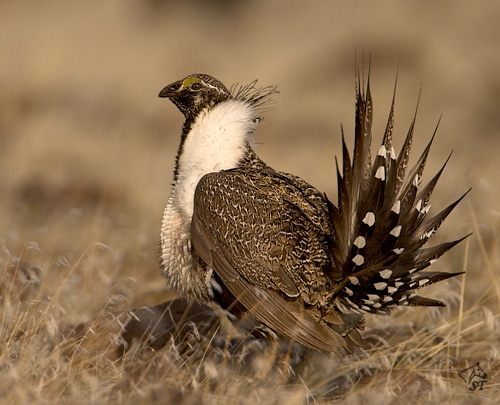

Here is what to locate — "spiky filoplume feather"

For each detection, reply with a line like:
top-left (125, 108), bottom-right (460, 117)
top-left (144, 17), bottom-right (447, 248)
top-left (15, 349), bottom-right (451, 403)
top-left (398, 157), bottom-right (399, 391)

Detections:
top-left (158, 72), bottom-right (468, 353)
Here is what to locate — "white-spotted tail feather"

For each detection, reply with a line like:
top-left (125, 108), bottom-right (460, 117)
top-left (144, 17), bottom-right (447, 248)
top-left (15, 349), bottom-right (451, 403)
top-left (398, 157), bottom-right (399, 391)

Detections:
top-left (329, 72), bottom-right (469, 315)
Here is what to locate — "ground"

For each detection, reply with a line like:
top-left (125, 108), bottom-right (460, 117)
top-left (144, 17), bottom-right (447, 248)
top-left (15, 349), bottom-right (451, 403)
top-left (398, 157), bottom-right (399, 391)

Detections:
top-left (0, 1), bottom-right (499, 403)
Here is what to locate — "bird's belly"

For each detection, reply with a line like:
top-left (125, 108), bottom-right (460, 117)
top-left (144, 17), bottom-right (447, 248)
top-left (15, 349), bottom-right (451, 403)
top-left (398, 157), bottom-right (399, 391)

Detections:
top-left (160, 201), bottom-right (211, 301)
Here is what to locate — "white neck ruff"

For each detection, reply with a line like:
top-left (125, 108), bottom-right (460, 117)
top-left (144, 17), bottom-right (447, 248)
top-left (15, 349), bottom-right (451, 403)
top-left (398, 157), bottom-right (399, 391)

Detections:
top-left (172, 99), bottom-right (257, 219)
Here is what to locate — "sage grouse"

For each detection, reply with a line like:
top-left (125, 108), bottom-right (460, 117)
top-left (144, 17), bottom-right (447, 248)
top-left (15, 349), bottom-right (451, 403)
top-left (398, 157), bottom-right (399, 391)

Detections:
top-left (158, 73), bottom-right (468, 352)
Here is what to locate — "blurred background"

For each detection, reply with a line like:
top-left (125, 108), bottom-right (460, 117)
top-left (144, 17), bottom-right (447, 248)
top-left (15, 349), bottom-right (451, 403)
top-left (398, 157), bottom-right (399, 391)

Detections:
top-left (0, 0), bottom-right (498, 314)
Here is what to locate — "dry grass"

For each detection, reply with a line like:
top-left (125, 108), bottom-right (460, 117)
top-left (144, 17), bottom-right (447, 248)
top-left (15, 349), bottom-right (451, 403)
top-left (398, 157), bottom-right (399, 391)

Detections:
top-left (1, 1), bottom-right (500, 403)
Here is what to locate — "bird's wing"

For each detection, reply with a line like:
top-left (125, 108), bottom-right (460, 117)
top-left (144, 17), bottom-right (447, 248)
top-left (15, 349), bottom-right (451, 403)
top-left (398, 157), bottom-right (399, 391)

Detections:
top-left (190, 169), bottom-right (345, 352)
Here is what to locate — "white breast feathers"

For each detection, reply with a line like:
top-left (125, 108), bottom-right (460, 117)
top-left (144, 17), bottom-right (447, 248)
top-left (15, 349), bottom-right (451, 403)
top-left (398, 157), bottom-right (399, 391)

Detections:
top-left (173, 99), bottom-right (258, 219)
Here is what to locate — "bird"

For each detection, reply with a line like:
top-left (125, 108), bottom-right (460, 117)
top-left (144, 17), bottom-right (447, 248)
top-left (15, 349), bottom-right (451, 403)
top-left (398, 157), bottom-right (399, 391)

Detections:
top-left (157, 72), bottom-right (469, 352)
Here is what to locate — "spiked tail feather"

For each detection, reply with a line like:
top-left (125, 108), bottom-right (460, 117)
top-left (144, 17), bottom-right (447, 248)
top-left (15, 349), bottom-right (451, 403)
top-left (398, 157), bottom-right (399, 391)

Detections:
top-left (330, 73), bottom-right (468, 316)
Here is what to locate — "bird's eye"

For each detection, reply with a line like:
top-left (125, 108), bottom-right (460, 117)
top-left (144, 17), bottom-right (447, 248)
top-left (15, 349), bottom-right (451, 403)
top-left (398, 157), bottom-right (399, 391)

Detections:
top-left (191, 82), bottom-right (202, 90)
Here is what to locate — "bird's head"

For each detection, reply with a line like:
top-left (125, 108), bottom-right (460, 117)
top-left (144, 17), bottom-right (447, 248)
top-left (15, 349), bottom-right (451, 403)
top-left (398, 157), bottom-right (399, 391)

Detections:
top-left (159, 74), bottom-right (231, 119)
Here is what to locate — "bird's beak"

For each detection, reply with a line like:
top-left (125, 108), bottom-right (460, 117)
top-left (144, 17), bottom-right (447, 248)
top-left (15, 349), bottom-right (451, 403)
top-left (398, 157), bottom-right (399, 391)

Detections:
top-left (158, 80), bottom-right (182, 98)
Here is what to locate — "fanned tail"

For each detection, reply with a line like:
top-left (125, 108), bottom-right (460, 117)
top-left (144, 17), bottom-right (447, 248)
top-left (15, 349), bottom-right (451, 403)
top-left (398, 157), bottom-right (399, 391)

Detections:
top-left (329, 72), bottom-right (469, 315)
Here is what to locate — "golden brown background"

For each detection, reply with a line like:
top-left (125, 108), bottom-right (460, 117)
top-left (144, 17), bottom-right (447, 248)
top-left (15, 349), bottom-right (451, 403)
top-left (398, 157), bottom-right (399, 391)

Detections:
top-left (0, 1), bottom-right (499, 402)
top-left (2, 0), bottom-right (497, 269)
